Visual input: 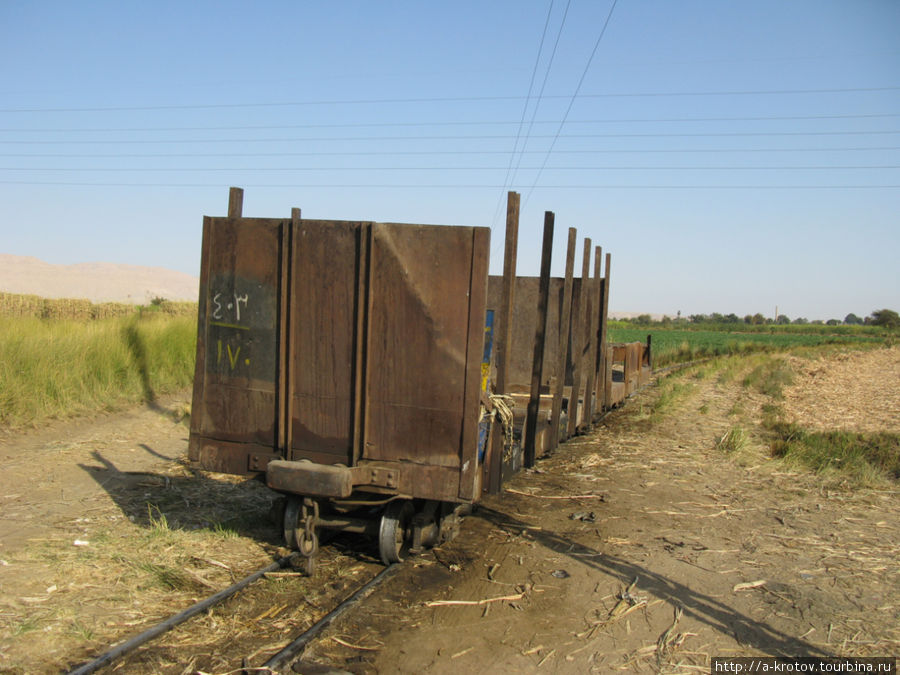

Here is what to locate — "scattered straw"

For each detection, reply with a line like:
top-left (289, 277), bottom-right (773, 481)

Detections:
top-left (331, 636), bottom-right (380, 651)
top-left (656, 604), bottom-right (684, 667)
top-left (182, 566), bottom-right (217, 589)
top-left (537, 648), bottom-right (556, 666)
top-left (505, 488), bottom-right (606, 500)
top-left (425, 592), bottom-right (525, 607)
top-left (252, 603), bottom-right (288, 622)
top-left (732, 580), bottom-right (766, 592)
top-left (262, 571), bottom-right (306, 578)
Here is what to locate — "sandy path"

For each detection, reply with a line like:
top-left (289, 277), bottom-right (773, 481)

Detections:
top-left (0, 395), bottom-right (190, 553)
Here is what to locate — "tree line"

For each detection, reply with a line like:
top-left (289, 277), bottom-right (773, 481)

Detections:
top-left (627, 308), bottom-right (899, 328)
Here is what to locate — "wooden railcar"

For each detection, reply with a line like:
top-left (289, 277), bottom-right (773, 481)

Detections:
top-left (189, 188), bottom-right (650, 572)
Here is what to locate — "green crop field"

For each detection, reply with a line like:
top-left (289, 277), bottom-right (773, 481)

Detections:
top-left (0, 314), bottom-right (196, 428)
top-left (1, 295), bottom-right (894, 429)
top-left (607, 325), bottom-right (886, 367)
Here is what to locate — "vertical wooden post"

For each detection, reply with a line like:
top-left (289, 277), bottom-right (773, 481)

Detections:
top-left (567, 238), bottom-right (591, 438)
top-left (487, 192), bottom-right (519, 494)
top-left (458, 226), bottom-right (491, 501)
top-left (598, 252), bottom-right (611, 411)
top-left (188, 215), bottom-right (212, 462)
top-left (227, 186), bottom-right (244, 218)
top-left (277, 209), bottom-right (297, 455)
top-left (549, 227), bottom-right (577, 450)
top-left (352, 224), bottom-right (372, 467)
top-left (524, 211), bottom-right (554, 468)
top-left (582, 246), bottom-right (602, 428)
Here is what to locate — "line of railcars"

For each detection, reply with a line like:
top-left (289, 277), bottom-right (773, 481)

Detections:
top-left (188, 188), bottom-right (650, 572)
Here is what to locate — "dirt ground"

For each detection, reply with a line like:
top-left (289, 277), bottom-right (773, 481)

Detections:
top-left (0, 346), bottom-right (898, 674)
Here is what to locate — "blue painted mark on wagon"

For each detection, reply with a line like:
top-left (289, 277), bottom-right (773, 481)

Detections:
top-left (478, 310), bottom-right (495, 463)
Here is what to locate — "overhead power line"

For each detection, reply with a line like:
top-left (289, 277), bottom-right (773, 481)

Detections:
top-left (1, 180), bottom-right (896, 189)
top-left (525, 0), bottom-right (618, 204)
top-left (5, 147), bottom-right (897, 159)
top-left (4, 165), bottom-right (897, 172)
top-left (1, 112), bottom-right (897, 133)
top-left (508, 0), bottom-right (573, 189)
top-left (3, 131), bottom-right (897, 145)
top-left (1, 87), bottom-right (897, 113)
top-left (493, 0), bottom-right (557, 227)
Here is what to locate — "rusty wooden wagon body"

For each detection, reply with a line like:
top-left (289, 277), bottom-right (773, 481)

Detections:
top-left (189, 189), bottom-right (495, 569)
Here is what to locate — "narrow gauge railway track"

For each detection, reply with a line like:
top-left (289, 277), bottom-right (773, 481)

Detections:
top-left (262, 564), bottom-right (400, 673)
top-left (66, 354), bottom-right (690, 675)
top-left (66, 368), bottom-right (685, 675)
top-left (67, 552), bottom-right (400, 675)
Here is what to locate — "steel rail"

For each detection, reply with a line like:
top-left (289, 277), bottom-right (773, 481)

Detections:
top-left (67, 553), bottom-right (299, 675)
top-left (262, 563), bottom-right (400, 672)
top-left (67, 358), bottom-right (698, 675)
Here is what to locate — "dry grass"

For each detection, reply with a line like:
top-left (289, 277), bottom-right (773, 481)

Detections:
top-left (781, 346), bottom-right (900, 435)
top-left (0, 313), bottom-right (196, 428)
top-left (0, 291), bottom-right (196, 320)
top-left (0, 456), bottom-right (381, 674)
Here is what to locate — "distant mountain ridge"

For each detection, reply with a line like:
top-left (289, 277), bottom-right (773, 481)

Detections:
top-left (0, 254), bottom-right (199, 303)
top-left (0, 254), bottom-right (659, 314)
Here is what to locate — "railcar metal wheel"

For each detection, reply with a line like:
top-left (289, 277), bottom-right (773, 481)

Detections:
top-left (378, 500), bottom-right (414, 565)
top-left (283, 496), bottom-right (302, 549)
top-left (284, 496), bottom-right (318, 550)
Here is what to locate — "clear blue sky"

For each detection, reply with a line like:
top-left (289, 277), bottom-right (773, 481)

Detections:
top-left (1, 0), bottom-right (898, 320)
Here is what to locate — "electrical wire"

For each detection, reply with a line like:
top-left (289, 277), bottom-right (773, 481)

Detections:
top-left (508, 0), bottom-right (573, 188)
top-left (4, 165), bottom-right (896, 172)
top-left (4, 147), bottom-right (897, 159)
top-left (491, 0), bottom-right (557, 233)
top-left (2, 130), bottom-right (896, 145)
top-left (1, 86), bottom-right (897, 113)
top-left (1, 180), bottom-right (896, 189)
top-left (1, 112), bottom-right (897, 133)
top-left (524, 0), bottom-right (617, 205)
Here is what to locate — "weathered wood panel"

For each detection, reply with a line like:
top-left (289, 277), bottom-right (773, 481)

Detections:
top-left (486, 276), bottom-right (581, 391)
top-left (191, 216), bottom-right (284, 466)
top-left (289, 220), bottom-right (368, 464)
top-left (363, 223), bottom-right (489, 483)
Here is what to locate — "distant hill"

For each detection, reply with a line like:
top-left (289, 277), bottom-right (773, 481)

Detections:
top-left (0, 254), bottom-right (199, 303)
top-left (0, 254), bottom-right (663, 314)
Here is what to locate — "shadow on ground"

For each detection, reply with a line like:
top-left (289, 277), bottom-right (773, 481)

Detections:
top-left (78, 447), bottom-right (282, 547)
top-left (475, 504), bottom-right (832, 658)
top-left (77, 447), bottom-right (385, 564)
top-left (121, 321), bottom-right (184, 419)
